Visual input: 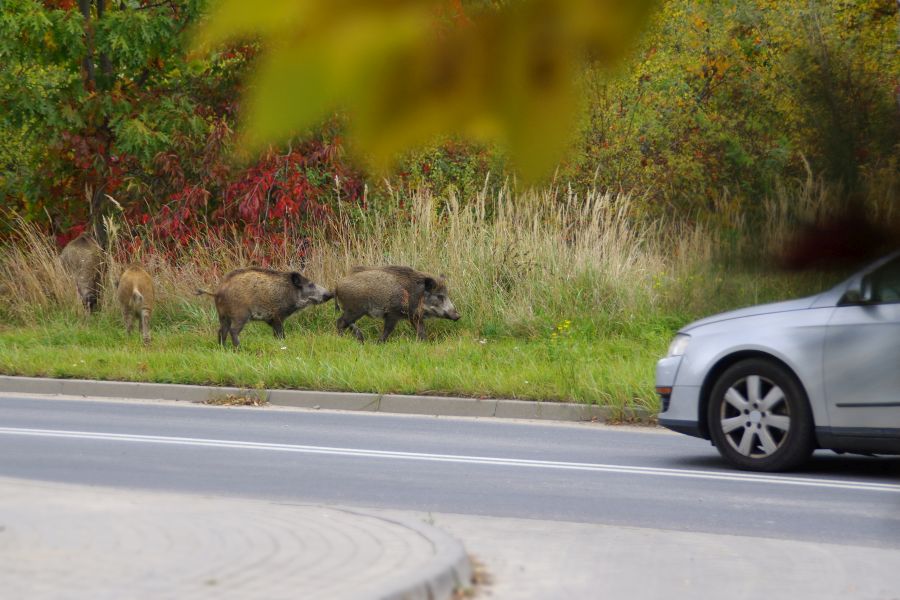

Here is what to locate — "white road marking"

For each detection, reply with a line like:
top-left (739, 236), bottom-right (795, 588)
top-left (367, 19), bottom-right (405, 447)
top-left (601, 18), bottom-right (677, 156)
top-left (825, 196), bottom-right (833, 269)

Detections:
top-left (0, 426), bottom-right (897, 494)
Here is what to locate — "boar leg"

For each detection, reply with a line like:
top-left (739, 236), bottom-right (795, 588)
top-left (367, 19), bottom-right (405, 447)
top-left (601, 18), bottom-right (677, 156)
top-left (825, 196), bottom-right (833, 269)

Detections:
top-left (337, 311), bottom-right (366, 342)
top-left (140, 309), bottom-right (151, 345)
top-left (378, 315), bottom-right (400, 343)
top-left (86, 285), bottom-right (100, 313)
top-left (269, 318), bottom-right (285, 339)
top-left (410, 316), bottom-right (427, 341)
top-left (348, 323), bottom-right (364, 342)
top-left (218, 316), bottom-right (231, 347)
top-left (228, 315), bottom-right (249, 348)
top-left (124, 311), bottom-right (135, 335)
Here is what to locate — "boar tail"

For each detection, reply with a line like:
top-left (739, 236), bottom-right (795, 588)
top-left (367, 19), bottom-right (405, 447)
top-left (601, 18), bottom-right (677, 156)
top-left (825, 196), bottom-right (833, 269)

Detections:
top-left (195, 288), bottom-right (216, 298)
top-left (132, 288), bottom-right (144, 307)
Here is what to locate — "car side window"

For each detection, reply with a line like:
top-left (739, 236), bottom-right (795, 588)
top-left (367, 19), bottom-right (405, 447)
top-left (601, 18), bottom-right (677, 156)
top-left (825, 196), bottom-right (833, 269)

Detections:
top-left (868, 257), bottom-right (900, 303)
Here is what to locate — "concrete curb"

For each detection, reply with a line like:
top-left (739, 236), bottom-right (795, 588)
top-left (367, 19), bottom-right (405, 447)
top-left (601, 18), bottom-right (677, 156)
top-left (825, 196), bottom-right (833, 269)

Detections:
top-left (0, 375), bottom-right (654, 423)
top-left (337, 508), bottom-right (475, 600)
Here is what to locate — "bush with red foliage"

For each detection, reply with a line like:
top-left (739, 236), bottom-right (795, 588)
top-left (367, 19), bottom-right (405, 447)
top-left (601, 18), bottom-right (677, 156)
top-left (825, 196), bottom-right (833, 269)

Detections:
top-left (136, 126), bottom-right (365, 264)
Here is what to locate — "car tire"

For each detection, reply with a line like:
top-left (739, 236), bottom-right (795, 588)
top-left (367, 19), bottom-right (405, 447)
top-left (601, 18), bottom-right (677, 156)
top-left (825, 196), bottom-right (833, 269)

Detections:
top-left (707, 359), bottom-right (814, 472)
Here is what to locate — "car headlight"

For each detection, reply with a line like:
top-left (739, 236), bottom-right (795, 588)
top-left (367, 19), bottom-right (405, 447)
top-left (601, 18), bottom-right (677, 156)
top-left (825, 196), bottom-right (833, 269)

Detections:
top-left (667, 333), bottom-right (691, 357)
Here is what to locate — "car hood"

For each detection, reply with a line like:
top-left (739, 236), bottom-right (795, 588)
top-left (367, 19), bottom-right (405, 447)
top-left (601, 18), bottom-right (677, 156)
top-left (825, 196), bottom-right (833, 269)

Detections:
top-left (681, 296), bottom-right (819, 332)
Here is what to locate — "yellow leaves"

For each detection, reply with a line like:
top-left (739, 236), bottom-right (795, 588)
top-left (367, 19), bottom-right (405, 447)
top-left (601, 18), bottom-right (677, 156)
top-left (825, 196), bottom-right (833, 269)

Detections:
top-left (43, 30), bottom-right (56, 52)
top-left (193, 0), bottom-right (657, 180)
top-left (191, 0), bottom-right (317, 52)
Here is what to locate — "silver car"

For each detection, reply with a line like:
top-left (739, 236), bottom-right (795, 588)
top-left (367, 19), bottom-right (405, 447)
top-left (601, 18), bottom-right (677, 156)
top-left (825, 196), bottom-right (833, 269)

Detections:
top-left (656, 251), bottom-right (900, 471)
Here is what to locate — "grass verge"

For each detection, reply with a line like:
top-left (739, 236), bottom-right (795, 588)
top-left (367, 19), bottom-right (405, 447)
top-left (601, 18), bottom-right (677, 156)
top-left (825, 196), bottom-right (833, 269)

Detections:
top-left (0, 314), bottom-right (667, 416)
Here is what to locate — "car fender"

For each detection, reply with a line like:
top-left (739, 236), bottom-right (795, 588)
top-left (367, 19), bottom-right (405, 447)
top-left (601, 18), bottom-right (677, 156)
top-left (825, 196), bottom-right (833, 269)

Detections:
top-left (675, 307), bottom-right (836, 431)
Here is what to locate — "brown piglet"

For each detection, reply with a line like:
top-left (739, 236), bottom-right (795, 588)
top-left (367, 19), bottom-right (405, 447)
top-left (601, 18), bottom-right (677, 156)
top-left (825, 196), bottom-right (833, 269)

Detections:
top-left (116, 265), bottom-right (155, 345)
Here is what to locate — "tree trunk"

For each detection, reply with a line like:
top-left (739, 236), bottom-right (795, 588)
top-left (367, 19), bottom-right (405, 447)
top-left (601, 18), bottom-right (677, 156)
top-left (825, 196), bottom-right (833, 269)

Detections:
top-left (96, 0), bottom-right (113, 84)
top-left (78, 0), bottom-right (96, 91)
top-left (82, 0), bottom-right (112, 246)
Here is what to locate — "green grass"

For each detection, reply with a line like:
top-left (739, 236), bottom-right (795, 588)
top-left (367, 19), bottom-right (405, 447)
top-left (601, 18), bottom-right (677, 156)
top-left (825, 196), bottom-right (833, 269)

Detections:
top-left (0, 311), bottom-right (667, 417)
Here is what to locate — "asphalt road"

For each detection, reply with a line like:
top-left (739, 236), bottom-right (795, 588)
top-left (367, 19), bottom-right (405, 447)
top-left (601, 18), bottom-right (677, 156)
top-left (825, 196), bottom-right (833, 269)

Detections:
top-left (1, 394), bottom-right (898, 550)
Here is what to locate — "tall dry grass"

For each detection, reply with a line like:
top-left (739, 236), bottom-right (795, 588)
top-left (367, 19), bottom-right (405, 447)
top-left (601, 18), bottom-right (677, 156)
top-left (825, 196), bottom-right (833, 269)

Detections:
top-left (0, 218), bottom-right (85, 321)
top-left (309, 186), bottom-right (716, 334)
top-left (763, 157), bottom-right (899, 255)
top-left (0, 181), bottom-right (853, 335)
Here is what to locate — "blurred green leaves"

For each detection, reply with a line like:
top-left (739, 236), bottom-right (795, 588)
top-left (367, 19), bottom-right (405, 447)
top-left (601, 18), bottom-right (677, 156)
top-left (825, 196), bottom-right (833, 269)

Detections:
top-left (194, 0), bottom-right (656, 179)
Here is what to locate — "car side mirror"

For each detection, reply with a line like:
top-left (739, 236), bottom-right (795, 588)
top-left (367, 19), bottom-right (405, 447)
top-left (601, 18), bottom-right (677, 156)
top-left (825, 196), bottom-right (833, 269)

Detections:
top-left (840, 276), bottom-right (876, 306)
top-left (860, 274), bottom-right (875, 303)
top-left (839, 287), bottom-right (862, 305)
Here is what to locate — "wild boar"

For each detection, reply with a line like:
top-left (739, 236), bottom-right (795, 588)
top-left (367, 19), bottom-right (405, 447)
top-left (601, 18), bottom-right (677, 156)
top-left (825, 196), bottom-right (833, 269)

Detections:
top-left (334, 265), bottom-right (460, 342)
top-left (196, 267), bottom-right (333, 348)
top-left (59, 233), bottom-right (104, 312)
top-left (116, 265), bottom-right (155, 345)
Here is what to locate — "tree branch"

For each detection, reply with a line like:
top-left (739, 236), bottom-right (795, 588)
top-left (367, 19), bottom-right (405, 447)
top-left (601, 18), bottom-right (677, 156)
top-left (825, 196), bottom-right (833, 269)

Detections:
top-left (134, 0), bottom-right (176, 10)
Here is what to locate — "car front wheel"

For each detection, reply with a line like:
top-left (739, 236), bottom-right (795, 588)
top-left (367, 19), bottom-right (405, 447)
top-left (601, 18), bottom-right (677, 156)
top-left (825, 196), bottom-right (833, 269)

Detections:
top-left (707, 359), bottom-right (814, 472)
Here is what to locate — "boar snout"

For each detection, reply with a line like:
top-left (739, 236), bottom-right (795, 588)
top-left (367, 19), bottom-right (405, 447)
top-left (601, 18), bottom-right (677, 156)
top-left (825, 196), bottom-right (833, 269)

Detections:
top-left (434, 296), bottom-right (460, 321)
top-left (305, 284), bottom-right (332, 304)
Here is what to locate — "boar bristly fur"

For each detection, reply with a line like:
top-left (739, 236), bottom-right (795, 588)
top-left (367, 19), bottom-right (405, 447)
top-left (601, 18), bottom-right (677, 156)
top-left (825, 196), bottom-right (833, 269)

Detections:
top-left (197, 267), bottom-right (333, 348)
top-left (59, 233), bottom-right (104, 312)
top-left (116, 265), bottom-right (155, 345)
top-left (335, 265), bottom-right (460, 342)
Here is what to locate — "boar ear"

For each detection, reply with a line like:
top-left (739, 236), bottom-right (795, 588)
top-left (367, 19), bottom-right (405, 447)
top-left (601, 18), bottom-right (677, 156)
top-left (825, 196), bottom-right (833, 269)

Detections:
top-left (423, 277), bottom-right (437, 292)
top-left (290, 272), bottom-right (305, 288)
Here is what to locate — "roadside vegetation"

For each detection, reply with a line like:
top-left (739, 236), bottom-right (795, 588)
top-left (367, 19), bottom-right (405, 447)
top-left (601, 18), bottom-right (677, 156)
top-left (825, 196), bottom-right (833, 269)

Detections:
top-left (0, 183), bottom-right (851, 415)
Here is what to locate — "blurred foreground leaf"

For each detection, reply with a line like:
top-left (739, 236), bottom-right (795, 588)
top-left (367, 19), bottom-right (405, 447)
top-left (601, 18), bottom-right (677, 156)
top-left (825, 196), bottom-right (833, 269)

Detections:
top-left (194, 0), bottom-right (657, 179)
